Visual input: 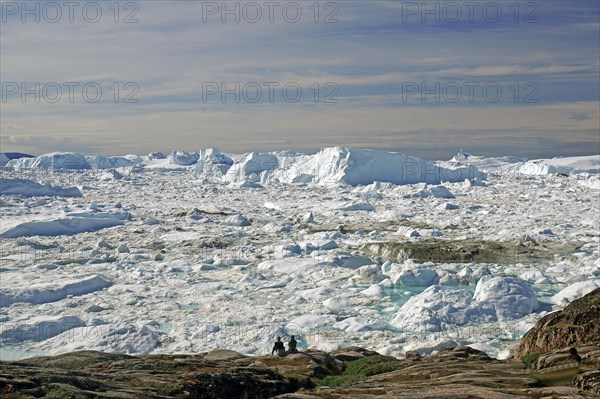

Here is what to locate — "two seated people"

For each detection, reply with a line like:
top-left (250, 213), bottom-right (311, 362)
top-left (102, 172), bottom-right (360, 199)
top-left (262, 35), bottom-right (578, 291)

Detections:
top-left (271, 335), bottom-right (298, 356)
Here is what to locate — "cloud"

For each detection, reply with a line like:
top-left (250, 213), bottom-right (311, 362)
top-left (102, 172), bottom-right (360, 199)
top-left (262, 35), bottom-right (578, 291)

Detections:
top-left (1, 1), bottom-right (598, 158)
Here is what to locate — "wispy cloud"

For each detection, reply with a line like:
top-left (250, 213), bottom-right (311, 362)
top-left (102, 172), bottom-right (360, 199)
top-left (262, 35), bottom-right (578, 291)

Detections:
top-left (1, 0), bottom-right (598, 157)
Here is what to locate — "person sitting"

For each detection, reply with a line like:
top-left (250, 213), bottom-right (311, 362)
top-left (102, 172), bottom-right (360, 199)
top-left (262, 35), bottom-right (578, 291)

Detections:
top-left (288, 335), bottom-right (298, 353)
top-left (272, 336), bottom-right (285, 356)
top-left (569, 347), bottom-right (582, 363)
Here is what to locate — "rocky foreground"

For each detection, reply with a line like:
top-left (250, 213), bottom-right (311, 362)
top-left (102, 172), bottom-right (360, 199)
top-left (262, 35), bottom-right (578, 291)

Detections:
top-left (1, 289), bottom-right (599, 399)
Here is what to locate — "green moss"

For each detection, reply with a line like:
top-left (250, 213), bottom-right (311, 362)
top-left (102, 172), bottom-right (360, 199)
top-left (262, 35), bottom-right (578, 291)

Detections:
top-left (156, 381), bottom-right (185, 396)
top-left (54, 358), bottom-right (103, 370)
top-left (44, 387), bottom-right (84, 399)
top-left (520, 353), bottom-right (542, 369)
top-left (320, 355), bottom-right (400, 387)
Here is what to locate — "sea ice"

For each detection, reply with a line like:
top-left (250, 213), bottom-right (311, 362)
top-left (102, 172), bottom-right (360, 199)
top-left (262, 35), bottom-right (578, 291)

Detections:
top-left (0, 178), bottom-right (81, 198)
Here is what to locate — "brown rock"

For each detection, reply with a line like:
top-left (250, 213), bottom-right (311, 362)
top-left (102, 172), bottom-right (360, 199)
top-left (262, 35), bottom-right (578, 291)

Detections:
top-left (404, 350), bottom-right (422, 361)
top-left (572, 371), bottom-right (600, 396)
top-left (515, 288), bottom-right (600, 359)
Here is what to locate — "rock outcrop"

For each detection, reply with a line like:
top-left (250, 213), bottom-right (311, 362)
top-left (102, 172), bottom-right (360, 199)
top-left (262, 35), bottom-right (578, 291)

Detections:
top-left (2, 291), bottom-right (600, 398)
top-left (1, 345), bottom-right (595, 399)
top-left (515, 288), bottom-right (600, 358)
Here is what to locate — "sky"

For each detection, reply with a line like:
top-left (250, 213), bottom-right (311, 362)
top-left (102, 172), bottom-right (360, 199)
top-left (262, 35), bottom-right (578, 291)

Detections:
top-left (0, 0), bottom-right (599, 159)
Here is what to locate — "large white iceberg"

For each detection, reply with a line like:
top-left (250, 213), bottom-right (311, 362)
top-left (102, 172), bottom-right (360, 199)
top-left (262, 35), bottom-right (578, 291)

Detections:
top-left (7, 152), bottom-right (91, 170)
top-left (272, 147), bottom-right (485, 186)
top-left (551, 280), bottom-right (600, 305)
top-left (391, 277), bottom-right (538, 332)
top-left (0, 316), bottom-right (85, 343)
top-left (193, 148), bottom-right (233, 180)
top-left (0, 275), bottom-right (112, 307)
top-left (224, 152), bottom-right (279, 182)
top-left (167, 150), bottom-right (199, 166)
top-left (519, 155), bottom-right (600, 175)
top-left (93, 154), bottom-right (144, 169)
top-left (0, 178), bottom-right (81, 197)
top-left (33, 323), bottom-right (164, 355)
top-left (473, 276), bottom-right (539, 321)
top-left (0, 211), bottom-right (130, 238)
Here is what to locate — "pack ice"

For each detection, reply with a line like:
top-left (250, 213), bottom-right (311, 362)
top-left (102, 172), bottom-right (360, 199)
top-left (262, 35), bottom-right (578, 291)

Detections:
top-left (0, 147), bottom-right (598, 361)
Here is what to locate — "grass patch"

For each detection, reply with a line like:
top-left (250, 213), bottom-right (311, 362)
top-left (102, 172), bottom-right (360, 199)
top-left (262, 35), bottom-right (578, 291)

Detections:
top-left (319, 355), bottom-right (400, 387)
top-left (51, 357), bottom-right (104, 370)
top-left (520, 353), bottom-right (542, 370)
top-left (156, 381), bottom-right (186, 396)
top-left (43, 387), bottom-right (84, 399)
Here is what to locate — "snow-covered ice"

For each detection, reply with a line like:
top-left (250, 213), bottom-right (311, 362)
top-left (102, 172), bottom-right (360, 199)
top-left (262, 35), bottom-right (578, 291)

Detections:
top-left (1, 178), bottom-right (81, 198)
top-left (0, 147), bottom-right (598, 361)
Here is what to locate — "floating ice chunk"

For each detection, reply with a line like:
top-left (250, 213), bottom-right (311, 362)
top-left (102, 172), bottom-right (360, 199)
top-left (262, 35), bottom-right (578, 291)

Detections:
top-left (99, 169), bottom-right (124, 181)
top-left (96, 239), bottom-right (114, 249)
top-left (453, 149), bottom-right (471, 161)
top-left (392, 277), bottom-right (539, 332)
top-left (0, 275), bottom-right (112, 307)
top-left (392, 269), bottom-right (434, 286)
top-left (551, 280), bottom-right (600, 305)
top-left (273, 147), bottom-right (484, 186)
top-left (473, 276), bottom-right (538, 321)
top-left (287, 314), bottom-right (336, 332)
top-left (300, 240), bottom-right (338, 253)
top-left (323, 296), bottom-right (352, 310)
top-left (353, 264), bottom-right (384, 284)
top-left (334, 316), bottom-right (383, 333)
top-left (390, 285), bottom-right (473, 331)
top-left (34, 323), bottom-right (164, 355)
top-left (167, 150), bottom-right (198, 166)
top-left (148, 151), bottom-right (166, 160)
top-left (361, 284), bottom-right (388, 298)
top-left (192, 264), bottom-right (218, 272)
top-left (271, 244), bottom-right (302, 259)
top-left (381, 261), bottom-right (394, 275)
top-left (338, 202), bottom-right (375, 212)
top-left (9, 152), bottom-right (91, 170)
top-left (223, 214), bottom-right (251, 227)
top-left (519, 155), bottom-right (600, 176)
top-left (0, 315), bottom-right (85, 344)
top-left (415, 185), bottom-right (455, 199)
top-left (116, 244), bottom-right (130, 253)
top-left (224, 152), bottom-right (278, 183)
top-left (296, 286), bottom-right (335, 301)
top-left (264, 201), bottom-right (281, 210)
top-left (395, 226), bottom-right (421, 238)
top-left (237, 275), bottom-right (265, 288)
top-left (438, 274), bottom-right (459, 286)
top-left (228, 180), bottom-right (264, 189)
top-left (580, 176), bottom-right (600, 190)
top-left (301, 212), bottom-right (315, 223)
top-left (257, 257), bottom-right (338, 274)
top-left (94, 154), bottom-right (144, 169)
top-left (336, 253), bottom-right (373, 269)
top-left (0, 211), bottom-right (130, 238)
top-left (438, 203), bottom-right (459, 210)
top-left (35, 263), bottom-right (59, 270)
top-left (0, 178), bottom-right (81, 198)
top-left (518, 270), bottom-right (546, 283)
top-left (262, 222), bottom-right (292, 233)
top-left (389, 263), bottom-right (439, 287)
top-left (194, 148), bottom-right (233, 180)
